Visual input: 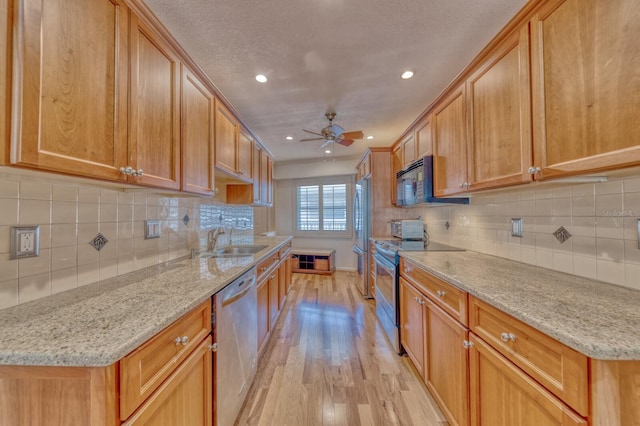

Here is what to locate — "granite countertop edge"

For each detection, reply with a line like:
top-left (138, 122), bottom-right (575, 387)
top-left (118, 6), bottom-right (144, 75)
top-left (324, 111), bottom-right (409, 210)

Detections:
top-left (398, 250), bottom-right (640, 361)
top-left (0, 236), bottom-right (293, 367)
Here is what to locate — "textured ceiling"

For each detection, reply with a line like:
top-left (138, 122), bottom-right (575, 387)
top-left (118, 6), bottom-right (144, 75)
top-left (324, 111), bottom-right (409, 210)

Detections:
top-left (144, 0), bottom-right (528, 163)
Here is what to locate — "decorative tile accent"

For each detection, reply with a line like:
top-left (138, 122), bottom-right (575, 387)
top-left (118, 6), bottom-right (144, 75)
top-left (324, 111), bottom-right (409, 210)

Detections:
top-left (89, 233), bottom-right (109, 251)
top-left (183, 214), bottom-right (190, 226)
top-left (553, 226), bottom-right (572, 244)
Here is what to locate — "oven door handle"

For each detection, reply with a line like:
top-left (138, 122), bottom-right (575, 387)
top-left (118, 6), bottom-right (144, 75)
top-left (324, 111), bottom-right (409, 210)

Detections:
top-left (374, 244), bottom-right (398, 259)
top-left (373, 253), bottom-right (396, 271)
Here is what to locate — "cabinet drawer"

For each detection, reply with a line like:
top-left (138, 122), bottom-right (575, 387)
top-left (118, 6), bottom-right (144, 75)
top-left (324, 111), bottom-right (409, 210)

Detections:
top-left (400, 258), bottom-right (468, 325)
top-left (120, 300), bottom-right (211, 420)
top-left (279, 243), bottom-right (291, 260)
top-left (469, 296), bottom-right (588, 416)
top-left (257, 252), bottom-right (279, 281)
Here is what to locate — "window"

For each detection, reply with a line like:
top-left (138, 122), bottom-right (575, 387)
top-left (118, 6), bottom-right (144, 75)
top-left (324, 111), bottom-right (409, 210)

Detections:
top-left (294, 176), bottom-right (352, 237)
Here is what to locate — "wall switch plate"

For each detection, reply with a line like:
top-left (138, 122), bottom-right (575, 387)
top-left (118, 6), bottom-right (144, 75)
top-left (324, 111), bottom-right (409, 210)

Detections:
top-left (511, 218), bottom-right (523, 238)
top-left (10, 225), bottom-right (40, 259)
top-left (145, 220), bottom-right (161, 239)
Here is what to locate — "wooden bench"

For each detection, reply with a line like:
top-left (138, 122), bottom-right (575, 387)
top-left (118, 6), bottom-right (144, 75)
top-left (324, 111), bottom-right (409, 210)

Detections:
top-left (291, 249), bottom-right (336, 275)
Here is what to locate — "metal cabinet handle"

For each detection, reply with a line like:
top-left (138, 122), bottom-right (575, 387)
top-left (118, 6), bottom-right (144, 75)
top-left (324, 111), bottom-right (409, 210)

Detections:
top-left (462, 340), bottom-right (474, 349)
top-left (174, 336), bottom-right (189, 346)
top-left (436, 290), bottom-right (446, 298)
top-left (528, 166), bottom-right (541, 174)
top-left (500, 332), bottom-right (516, 342)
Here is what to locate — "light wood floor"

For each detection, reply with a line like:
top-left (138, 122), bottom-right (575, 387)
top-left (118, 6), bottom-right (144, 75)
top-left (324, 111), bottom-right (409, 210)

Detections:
top-left (235, 271), bottom-right (448, 426)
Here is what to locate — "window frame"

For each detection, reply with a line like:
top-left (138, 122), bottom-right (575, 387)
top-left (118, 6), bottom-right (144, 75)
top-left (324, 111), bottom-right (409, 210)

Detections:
top-left (292, 175), bottom-right (354, 239)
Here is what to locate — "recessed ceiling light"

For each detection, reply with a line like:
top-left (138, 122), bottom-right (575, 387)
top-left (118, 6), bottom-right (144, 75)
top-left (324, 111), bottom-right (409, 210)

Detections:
top-left (366, 135), bottom-right (374, 140)
top-left (285, 136), bottom-right (293, 140)
top-left (324, 149), bottom-right (332, 154)
top-left (255, 74), bottom-right (268, 83)
top-left (401, 70), bottom-right (414, 80)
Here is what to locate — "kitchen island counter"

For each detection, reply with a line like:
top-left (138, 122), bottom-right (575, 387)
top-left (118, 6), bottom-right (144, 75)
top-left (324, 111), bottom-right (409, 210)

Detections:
top-left (0, 236), bottom-right (292, 367)
top-left (400, 250), bottom-right (640, 360)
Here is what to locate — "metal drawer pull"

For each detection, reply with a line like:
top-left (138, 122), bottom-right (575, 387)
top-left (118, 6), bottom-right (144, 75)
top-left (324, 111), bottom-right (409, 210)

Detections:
top-left (207, 343), bottom-right (218, 352)
top-left (436, 290), bottom-right (446, 298)
top-left (174, 336), bottom-right (189, 346)
top-left (500, 332), bottom-right (516, 342)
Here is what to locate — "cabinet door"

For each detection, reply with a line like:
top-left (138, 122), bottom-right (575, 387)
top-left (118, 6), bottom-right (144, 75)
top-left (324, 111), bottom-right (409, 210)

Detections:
top-left (433, 85), bottom-right (468, 196)
top-left (257, 277), bottom-right (269, 355)
top-left (12, 0), bottom-right (128, 180)
top-left (214, 101), bottom-right (238, 176)
top-left (401, 133), bottom-right (416, 167)
top-left (259, 149), bottom-right (269, 205)
top-left (129, 16), bottom-right (181, 190)
top-left (269, 270), bottom-right (279, 326)
top-left (285, 254), bottom-right (292, 293)
top-left (416, 116), bottom-right (433, 158)
top-left (399, 277), bottom-right (426, 378)
top-left (469, 335), bottom-right (586, 426)
top-left (1, 2), bottom-right (10, 165)
top-left (391, 145), bottom-right (402, 205)
top-left (181, 67), bottom-right (214, 195)
top-left (266, 154), bottom-right (274, 206)
top-left (237, 129), bottom-right (253, 182)
top-left (278, 258), bottom-right (289, 309)
top-left (122, 336), bottom-right (213, 426)
top-left (530, 0), bottom-right (640, 179)
top-left (252, 144), bottom-right (262, 204)
top-left (425, 298), bottom-right (469, 426)
top-left (467, 25), bottom-right (532, 191)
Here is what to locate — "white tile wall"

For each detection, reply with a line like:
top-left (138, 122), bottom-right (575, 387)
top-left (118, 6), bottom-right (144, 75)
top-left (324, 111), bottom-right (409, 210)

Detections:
top-left (0, 170), bottom-right (254, 309)
top-left (414, 175), bottom-right (640, 291)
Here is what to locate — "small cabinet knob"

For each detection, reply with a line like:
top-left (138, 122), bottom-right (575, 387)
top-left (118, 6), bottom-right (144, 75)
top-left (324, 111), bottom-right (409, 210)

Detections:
top-left (436, 290), bottom-right (446, 298)
top-left (207, 343), bottom-right (218, 352)
top-left (528, 166), bottom-right (541, 174)
top-left (500, 332), bottom-right (516, 342)
top-left (462, 340), bottom-right (474, 349)
top-left (174, 336), bottom-right (189, 346)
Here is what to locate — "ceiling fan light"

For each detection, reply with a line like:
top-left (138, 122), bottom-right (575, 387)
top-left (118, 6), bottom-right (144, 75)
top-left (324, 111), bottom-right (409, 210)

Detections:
top-left (401, 70), bottom-right (414, 79)
top-left (366, 135), bottom-right (374, 140)
top-left (324, 149), bottom-right (332, 154)
top-left (285, 136), bottom-right (293, 140)
top-left (255, 74), bottom-right (268, 83)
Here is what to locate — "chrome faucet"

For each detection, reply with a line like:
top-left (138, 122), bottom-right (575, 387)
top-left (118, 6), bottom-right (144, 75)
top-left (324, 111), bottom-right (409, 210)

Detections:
top-left (207, 227), bottom-right (225, 252)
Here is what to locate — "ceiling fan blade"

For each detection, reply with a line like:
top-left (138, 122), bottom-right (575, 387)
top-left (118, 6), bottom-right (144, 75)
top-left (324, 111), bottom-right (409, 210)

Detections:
top-left (299, 137), bottom-right (325, 142)
top-left (330, 124), bottom-right (345, 137)
top-left (320, 140), bottom-right (333, 148)
top-left (303, 129), bottom-right (324, 136)
top-left (337, 138), bottom-right (355, 147)
top-left (341, 130), bottom-right (364, 140)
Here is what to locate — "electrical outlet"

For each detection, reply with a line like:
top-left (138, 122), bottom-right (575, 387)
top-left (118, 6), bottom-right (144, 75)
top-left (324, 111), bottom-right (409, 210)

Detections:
top-left (145, 220), bottom-right (161, 239)
top-left (10, 225), bottom-right (40, 259)
top-left (511, 218), bottom-right (523, 238)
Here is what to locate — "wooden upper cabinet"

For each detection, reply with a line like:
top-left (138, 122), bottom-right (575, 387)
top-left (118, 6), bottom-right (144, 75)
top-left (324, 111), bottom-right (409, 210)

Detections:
top-left (266, 154), bottom-right (273, 205)
top-left (433, 85), bottom-right (468, 196)
top-left (12, 0), bottom-right (129, 180)
top-left (401, 133), bottom-right (416, 167)
top-left (416, 116), bottom-right (433, 159)
top-left (530, 0), bottom-right (640, 179)
top-left (214, 100), bottom-right (238, 176)
top-left (252, 143), bottom-right (261, 203)
top-left (181, 66), bottom-right (215, 196)
top-left (129, 15), bottom-right (180, 190)
top-left (1, 3), bottom-right (10, 165)
top-left (237, 128), bottom-right (253, 180)
top-left (391, 144), bottom-right (402, 205)
top-left (466, 24), bottom-right (532, 191)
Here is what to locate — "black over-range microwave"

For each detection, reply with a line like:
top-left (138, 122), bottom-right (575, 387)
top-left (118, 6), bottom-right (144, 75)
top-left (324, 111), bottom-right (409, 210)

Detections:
top-left (396, 155), bottom-right (469, 206)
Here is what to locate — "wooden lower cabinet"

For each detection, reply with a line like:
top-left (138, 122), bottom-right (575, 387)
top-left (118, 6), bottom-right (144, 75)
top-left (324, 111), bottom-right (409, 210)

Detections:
top-left (278, 253), bottom-right (291, 309)
top-left (399, 277), bottom-right (426, 378)
top-left (469, 335), bottom-right (585, 426)
top-left (268, 268), bottom-right (280, 327)
top-left (257, 276), bottom-right (270, 356)
top-left (123, 336), bottom-right (213, 426)
top-left (424, 297), bottom-right (470, 426)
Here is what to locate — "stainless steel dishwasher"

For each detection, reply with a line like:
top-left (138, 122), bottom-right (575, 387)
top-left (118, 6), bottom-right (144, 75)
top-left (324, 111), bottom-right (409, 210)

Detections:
top-left (213, 267), bottom-right (258, 426)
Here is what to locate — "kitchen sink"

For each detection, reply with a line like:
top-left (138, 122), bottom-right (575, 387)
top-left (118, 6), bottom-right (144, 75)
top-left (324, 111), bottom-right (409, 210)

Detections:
top-left (201, 245), bottom-right (268, 259)
top-left (216, 245), bottom-right (267, 255)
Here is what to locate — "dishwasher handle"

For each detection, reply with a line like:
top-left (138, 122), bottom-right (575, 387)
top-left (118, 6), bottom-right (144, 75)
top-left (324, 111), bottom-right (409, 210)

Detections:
top-left (222, 274), bottom-right (256, 307)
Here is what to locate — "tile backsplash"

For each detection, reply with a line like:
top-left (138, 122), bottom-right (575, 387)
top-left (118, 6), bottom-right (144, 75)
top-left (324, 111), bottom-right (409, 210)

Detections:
top-left (0, 170), bottom-right (253, 309)
top-left (413, 176), bottom-right (640, 291)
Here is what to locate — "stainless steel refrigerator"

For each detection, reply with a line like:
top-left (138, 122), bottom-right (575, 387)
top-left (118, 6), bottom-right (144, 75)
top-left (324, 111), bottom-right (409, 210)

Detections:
top-left (352, 177), bottom-right (371, 298)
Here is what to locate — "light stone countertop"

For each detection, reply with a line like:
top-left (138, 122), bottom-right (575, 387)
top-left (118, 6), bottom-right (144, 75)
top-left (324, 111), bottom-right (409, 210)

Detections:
top-left (0, 236), bottom-right (292, 367)
top-left (400, 250), bottom-right (640, 360)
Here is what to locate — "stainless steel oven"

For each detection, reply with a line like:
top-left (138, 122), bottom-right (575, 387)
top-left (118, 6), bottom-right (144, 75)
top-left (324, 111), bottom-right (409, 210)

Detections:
top-left (373, 242), bottom-right (400, 353)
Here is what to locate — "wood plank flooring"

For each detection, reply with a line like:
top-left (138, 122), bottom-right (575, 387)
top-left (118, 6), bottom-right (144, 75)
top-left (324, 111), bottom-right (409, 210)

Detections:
top-left (235, 272), bottom-right (448, 426)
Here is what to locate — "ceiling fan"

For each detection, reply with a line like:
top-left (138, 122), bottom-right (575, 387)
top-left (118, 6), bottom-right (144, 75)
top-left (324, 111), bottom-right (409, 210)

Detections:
top-left (300, 112), bottom-right (364, 148)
